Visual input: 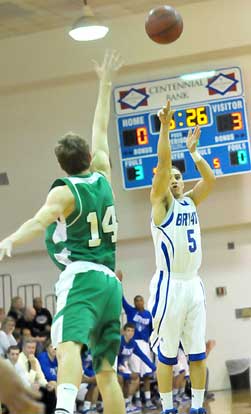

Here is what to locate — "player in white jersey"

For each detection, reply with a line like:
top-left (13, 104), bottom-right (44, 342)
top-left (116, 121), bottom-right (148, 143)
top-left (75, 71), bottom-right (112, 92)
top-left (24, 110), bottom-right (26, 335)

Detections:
top-left (148, 101), bottom-right (216, 414)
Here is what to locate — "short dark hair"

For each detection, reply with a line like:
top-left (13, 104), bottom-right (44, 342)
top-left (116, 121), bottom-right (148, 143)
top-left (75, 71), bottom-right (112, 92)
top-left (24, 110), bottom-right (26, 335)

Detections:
top-left (23, 338), bottom-right (36, 348)
top-left (171, 164), bottom-right (182, 174)
top-left (55, 132), bottom-right (91, 175)
top-left (7, 345), bottom-right (20, 353)
top-left (123, 322), bottom-right (135, 330)
top-left (45, 339), bottom-right (52, 350)
top-left (134, 295), bottom-right (143, 301)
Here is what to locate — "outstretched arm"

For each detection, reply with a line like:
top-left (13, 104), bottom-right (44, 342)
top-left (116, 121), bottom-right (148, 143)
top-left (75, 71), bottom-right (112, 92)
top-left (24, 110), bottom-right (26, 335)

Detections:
top-left (0, 358), bottom-right (43, 414)
top-left (91, 50), bottom-right (123, 182)
top-left (150, 100), bottom-right (174, 226)
top-left (0, 186), bottom-right (74, 260)
top-left (185, 126), bottom-right (216, 205)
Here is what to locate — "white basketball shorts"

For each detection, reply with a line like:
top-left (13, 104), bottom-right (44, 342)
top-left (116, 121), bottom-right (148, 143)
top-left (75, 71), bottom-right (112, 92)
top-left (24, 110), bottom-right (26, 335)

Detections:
top-left (129, 340), bottom-right (154, 377)
top-left (148, 271), bottom-right (206, 365)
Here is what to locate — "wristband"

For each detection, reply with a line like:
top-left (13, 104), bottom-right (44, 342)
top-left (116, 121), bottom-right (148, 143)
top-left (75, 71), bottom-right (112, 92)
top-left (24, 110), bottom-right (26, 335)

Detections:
top-left (101, 80), bottom-right (112, 86)
top-left (190, 150), bottom-right (202, 163)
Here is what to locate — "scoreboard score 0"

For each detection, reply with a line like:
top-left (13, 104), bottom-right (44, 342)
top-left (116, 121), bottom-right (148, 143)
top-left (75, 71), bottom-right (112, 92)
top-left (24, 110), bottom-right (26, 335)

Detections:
top-left (113, 67), bottom-right (251, 190)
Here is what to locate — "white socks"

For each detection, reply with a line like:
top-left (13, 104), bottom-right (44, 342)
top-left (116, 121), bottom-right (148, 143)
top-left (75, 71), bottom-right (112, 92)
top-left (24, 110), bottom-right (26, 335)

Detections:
top-left (145, 391), bottom-right (151, 400)
top-left (160, 391), bottom-right (173, 410)
top-left (191, 388), bottom-right (205, 409)
top-left (56, 383), bottom-right (78, 414)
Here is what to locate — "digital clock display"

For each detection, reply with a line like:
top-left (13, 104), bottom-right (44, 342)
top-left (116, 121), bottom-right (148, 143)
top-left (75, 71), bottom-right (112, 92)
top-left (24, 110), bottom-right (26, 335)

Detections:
top-left (151, 106), bottom-right (210, 133)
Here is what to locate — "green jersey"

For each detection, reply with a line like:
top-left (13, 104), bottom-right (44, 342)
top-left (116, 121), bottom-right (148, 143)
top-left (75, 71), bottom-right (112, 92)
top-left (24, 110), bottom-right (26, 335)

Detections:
top-left (45, 172), bottom-right (117, 272)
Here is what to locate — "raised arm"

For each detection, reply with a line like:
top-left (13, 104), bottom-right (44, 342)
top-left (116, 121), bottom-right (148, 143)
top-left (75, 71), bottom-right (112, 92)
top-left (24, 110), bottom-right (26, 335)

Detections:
top-left (150, 100), bottom-right (174, 226)
top-left (91, 50), bottom-right (123, 182)
top-left (0, 186), bottom-right (74, 260)
top-left (185, 126), bottom-right (216, 205)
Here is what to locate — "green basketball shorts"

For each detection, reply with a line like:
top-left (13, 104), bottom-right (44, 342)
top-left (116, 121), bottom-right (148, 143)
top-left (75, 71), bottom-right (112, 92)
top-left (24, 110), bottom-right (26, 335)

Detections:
top-left (51, 261), bottom-right (122, 372)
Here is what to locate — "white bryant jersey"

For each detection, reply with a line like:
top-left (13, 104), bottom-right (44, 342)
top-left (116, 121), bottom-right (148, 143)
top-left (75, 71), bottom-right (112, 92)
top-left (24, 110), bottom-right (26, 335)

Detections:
top-left (151, 196), bottom-right (202, 277)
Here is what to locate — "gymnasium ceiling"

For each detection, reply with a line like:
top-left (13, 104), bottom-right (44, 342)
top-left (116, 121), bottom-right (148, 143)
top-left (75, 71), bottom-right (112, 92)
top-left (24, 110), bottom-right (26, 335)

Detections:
top-left (0, 0), bottom-right (208, 40)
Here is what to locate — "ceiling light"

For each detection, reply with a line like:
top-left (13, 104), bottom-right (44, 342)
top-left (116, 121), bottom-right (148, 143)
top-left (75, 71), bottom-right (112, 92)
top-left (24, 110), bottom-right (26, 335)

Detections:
top-left (180, 71), bottom-right (216, 81)
top-left (69, 0), bottom-right (109, 41)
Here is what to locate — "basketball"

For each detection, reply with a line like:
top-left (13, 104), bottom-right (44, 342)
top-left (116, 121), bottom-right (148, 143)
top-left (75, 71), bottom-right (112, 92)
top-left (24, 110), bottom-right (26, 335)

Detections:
top-left (145, 5), bottom-right (183, 44)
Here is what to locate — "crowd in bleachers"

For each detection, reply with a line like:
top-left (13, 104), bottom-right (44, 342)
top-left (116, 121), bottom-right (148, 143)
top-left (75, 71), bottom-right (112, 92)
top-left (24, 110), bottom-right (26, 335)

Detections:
top-left (0, 292), bottom-right (215, 414)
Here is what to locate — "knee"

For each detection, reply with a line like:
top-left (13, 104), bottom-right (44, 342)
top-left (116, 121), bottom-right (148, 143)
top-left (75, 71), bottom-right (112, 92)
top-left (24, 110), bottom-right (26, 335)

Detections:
top-left (56, 341), bottom-right (81, 361)
top-left (190, 359), bottom-right (206, 369)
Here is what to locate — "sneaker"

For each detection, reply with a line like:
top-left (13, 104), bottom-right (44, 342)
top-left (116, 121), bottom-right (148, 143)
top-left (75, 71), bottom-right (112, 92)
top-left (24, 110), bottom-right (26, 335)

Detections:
top-left (126, 403), bottom-right (141, 413)
top-left (161, 409), bottom-right (178, 414)
top-left (190, 409), bottom-right (207, 414)
top-left (96, 403), bottom-right (103, 413)
top-left (54, 410), bottom-right (70, 414)
top-left (205, 392), bottom-right (215, 401)
top-left (145, 399), bottom-right (157, 410)
top-left (176, 392), bottom-right (191, 405)
top-left (135, 398), bottom-right (143, 409)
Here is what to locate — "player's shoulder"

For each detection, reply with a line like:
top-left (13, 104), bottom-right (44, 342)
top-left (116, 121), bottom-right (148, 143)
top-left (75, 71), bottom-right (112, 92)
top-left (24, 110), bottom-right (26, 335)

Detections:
top-left (48, 181), bottom-right (74, 202)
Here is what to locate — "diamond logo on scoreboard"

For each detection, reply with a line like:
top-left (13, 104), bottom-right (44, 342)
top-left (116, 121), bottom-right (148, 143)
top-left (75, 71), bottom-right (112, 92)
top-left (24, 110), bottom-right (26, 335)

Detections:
top-left (206, 72), bottom-right (239, 96)
top-left (118, 87), bottom-right (149, 110)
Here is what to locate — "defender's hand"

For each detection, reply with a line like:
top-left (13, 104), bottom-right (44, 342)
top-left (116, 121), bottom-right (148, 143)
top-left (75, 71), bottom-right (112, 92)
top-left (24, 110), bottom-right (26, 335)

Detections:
top-left (186, 125), bottom-right (201, 153)
top-left (93, 50), bottom-right (123, 83)
top-left (0, 239), bottom-right (12, 261)
top-left (157, 100), bottom-right (174, 127)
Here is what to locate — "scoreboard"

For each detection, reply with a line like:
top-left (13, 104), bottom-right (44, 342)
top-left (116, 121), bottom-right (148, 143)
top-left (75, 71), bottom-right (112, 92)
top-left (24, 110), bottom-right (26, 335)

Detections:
top-left (113, 67), bottom-right (251, 189)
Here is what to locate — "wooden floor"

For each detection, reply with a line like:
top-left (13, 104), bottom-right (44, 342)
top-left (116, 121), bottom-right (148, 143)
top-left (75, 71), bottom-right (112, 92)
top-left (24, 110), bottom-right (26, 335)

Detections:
top-left (144, 390), bottom-right (251, 414)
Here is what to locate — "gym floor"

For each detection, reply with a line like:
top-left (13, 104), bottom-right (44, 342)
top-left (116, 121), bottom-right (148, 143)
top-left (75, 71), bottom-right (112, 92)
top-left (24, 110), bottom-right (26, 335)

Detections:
top-left (143, 390), bottom-right (251, 414)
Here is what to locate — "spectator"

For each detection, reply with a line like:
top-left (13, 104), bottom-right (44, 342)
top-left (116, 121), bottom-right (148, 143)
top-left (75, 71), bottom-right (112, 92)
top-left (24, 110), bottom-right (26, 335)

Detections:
top-left (18, 338), bottom-right (47, 387)
top-left (0, 308), bottom-right (6, 329)
top-left (16, 306), bottom-right (47, 351)
top-left (78, 351), bottom-right (99, 414)
top-left (6, 345), bottom-right (30, 386)
top-left (117, 269), bottom-right (156, 411)
top-left (118, 323), bottom-right (156, 414)
top-left (16, 306), bottom-right (37, 337)
top-left (38, 339), bottom-right (57, 383)
top-left (0, 357), bottom-right (43, 414)
top-left (8, 296), bottom-right (24, 322)
top-left (0, 317), bottom-right (17, 357)
top-left (18, 338), bottom-right (56, 414)
top-left (33, 297), bottom-right (52, 337)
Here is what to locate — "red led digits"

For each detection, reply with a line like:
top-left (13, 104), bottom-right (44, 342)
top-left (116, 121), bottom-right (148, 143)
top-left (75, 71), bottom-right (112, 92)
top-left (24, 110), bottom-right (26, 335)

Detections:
top-left (136, 127), bottom-right (148, 145)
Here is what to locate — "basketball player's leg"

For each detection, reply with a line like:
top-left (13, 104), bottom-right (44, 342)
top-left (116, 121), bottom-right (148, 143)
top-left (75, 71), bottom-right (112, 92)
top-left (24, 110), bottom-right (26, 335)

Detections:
top-left (55, 341), bottom-right (83, 414)
top-left (92, 274), bottom-right (125, 414)
top-left (182, 277), bottom-right (207, 412)
top-left (51, 268), bottom-right (111, 414)
top-left (155, 322), bottom-right (181, 413)
top-left (150, 277), bottom-right (185, 413)
top-left (96, 359), bottom-right (125, 414)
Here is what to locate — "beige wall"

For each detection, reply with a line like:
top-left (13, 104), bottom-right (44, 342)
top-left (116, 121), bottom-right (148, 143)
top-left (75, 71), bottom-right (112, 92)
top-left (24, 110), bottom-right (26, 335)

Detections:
top-left (0, 0), bottom-right (251, 391)
top-left (1, 223), bottom-right (251, 390)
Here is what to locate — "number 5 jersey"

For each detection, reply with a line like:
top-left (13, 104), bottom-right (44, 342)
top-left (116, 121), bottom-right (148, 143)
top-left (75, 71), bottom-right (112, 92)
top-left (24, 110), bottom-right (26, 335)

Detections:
top-left (151, 196), bottom-right (202, 278)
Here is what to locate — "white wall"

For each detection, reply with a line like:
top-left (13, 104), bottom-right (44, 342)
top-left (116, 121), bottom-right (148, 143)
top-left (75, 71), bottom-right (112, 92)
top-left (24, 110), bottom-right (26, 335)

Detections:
top-left (1, 223), bottom-right (250, 390)
top-left (0, 0), bottom-right (251, 391)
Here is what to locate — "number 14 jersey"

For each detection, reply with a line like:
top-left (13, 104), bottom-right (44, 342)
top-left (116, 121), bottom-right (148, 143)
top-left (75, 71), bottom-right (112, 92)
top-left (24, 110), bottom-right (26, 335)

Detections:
top-left (45, 172), bottom-right (117, 272)
top-left (151, 196), bottom-right (202, 277)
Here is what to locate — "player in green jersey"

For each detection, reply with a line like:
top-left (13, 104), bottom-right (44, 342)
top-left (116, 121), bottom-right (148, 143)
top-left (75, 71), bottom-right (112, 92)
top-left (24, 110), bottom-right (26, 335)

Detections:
top-left (0, 50), bottom-right (125, 414)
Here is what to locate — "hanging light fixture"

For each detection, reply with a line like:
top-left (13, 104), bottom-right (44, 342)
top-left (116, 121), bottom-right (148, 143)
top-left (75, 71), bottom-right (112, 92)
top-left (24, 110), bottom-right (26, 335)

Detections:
top-left (69, 0), bottom-right (109, 41)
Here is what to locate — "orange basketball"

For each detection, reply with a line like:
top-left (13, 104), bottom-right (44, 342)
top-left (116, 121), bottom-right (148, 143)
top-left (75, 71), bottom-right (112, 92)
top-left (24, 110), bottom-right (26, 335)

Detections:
top-left (145, 5), bottom-right (183, 44)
